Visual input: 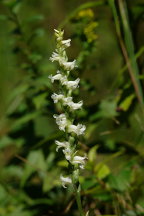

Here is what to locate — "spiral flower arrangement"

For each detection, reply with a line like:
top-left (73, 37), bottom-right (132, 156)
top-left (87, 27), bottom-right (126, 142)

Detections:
top-left (49, 29), bottom-right (87, 215)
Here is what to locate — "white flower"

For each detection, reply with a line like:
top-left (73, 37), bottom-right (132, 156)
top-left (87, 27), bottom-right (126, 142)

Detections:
top-left (49, 52), bottom-right (60, 62)
top-left (68, 124), bottom-right (86, 135)
top-left (48, 71), bottom-right (63, 83)
top-left (67, 101), bottom-right (83, 110)
top-left (61, 39), bottom-right (71, 48)
top-left (62, 60), bottom-right (77, 71)
top-left (62, 78), bottom-right (80, 89)
top-left (53, 114), bottom-right (67, 131)
top-left (49, 71), bottom-right (68, 85)
top-left (62, 97), bottom-right (83, 110)
top-left (54, 29), bottom-right (64, 41)
top-left (72, 155), bottom-right (87, 169)
top-left (54, 29), bottom-right (59, 33)
top-left (55, 140), bottom-right (70, 152)
top-left (50, 52), bottom-right (66, 64)
top-left (62, 96), bottom-right (73, 105)
top-left (51, 93), bottom-right (64, 103)
top-left (60, 175), bottom-right (72, 188)
top-left (54, 29), bottom-right (62, 35)
top-left (59, 75), bottom-right (67, 84)
top-left (63, 147), bottom-right (72, 161)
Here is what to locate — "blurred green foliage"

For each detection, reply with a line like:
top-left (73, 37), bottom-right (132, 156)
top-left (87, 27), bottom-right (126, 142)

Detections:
top-left (0, 0), bottom-right (144, 215)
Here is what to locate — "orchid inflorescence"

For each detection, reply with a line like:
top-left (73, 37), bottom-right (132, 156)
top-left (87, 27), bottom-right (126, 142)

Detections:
top-left (49, 29), bottom-right (86, 189)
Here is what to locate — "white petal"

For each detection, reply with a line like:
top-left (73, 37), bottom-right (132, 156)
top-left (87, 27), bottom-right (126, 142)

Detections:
top-left (60, 75), bottom-right (68, 85)
top-left (50, 52), bottom-right (65, 63)
top-left (60, 175), bottom-right (72, 188)
top-left (48, 72), bottom-right (63, 83)
top-left (53, 114), bottom-right (67, 131)
top-left (67, 101), bottom-right (83, 110)
top-left (72, 155), bottom-right (87, 169)
top-left (54, 29), bottom-right (64, 41)
top-left (62, 97), bottom-right (73, 105)
top-left (61, 39), bottom-right (71, 48)
top-left (62, 60), bottom-right (77, 71)
top-left (54, 29), bottom-right (59, 33)
top-left (73, 155), bottom-right (86, 161)
top-left (63, 148), bottom-right (72, 161)
top-left (63, 78), bottom-right (80, 89)
top-left (51, 93), bottom-right (64, 103)
top-left (55, 140), bottom-right (70, 152)
top-left (68, 124), bottom-right (86, 135)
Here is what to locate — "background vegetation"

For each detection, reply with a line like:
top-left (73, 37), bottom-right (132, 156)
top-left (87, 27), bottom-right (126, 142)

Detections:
top-left (0, 0), bottom-right (144, 215)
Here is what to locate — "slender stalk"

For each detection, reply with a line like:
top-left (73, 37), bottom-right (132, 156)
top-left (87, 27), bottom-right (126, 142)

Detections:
top-left (118, 0), bottom-right (143, 104)
top-left (118, 46), bottom-right (144, 78)
top-left (108, 0), bottom-right (143, 104)
top-left (109, 46), bottom-right (144, 93)
top-left (74, 184), bottom-right (85, 216)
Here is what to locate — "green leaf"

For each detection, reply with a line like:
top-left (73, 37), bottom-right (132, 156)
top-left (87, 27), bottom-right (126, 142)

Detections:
top-left (34, 28), bottom-right (45, 37)
top-left (33, 93), bottom-right (48, 109)
top-left (108, 167), bottom-right (132, 192)
top-left (25, 15), bottom-right (45, 23)
top-left (0, 184), bottom-right (7, 201)
top-left (0, 15), bottom-right (8, 21)
top-left (81, 178), bottom-right (97, 190)
top-left (46, 152), bottom-right (56, 169)
top-left (1, 165), bottom-right (23, 179)
top-left (119, 94), bottom-right (135, 111)
top-left (88, 145), bottom-right (98, 163)
top-left (94, 163), bottom-right (110, 179)
top-left (2, 0), bottom-right (17, 8)
top-left (0, 136), bottom-right (13, 149)
top-left (57, 160), bottom-right (68, 167)
top-left (28, 53), bottom-right (42, 63)
top-left (0, 136), bottom-right (24, 149)
top-left (11, 112), bottom-right (40, 131)
top-left (12, 1), bottom-right (22, 14)
top-left (85, 124), bottom-right (98, 140)
top-left (21, 150), bottom-right (46, 187)
top-left (99, 99), bottom-right (117, 118)
top-left (42, 169), bottom-right (60, 192)
top-left (34, 116), bottom-right (57, 138)
top-left (93, 192), bottom-right (111, 201)
top-left (131, 5), bottom-right (144, 19)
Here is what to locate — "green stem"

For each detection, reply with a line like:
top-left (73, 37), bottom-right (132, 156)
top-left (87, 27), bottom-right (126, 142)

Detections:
top-left (108, 46), bottom-right (144, 93)
top-left (108, 0), bottom-right (144, 104)
top-left (74, 184), bottom-right (85, 216)
top-left (118, 0), bottom-right (143, 104)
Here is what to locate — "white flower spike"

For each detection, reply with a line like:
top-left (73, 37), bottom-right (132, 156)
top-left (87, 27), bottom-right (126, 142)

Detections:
top-left (50, 29), bottom-right (87, 193)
